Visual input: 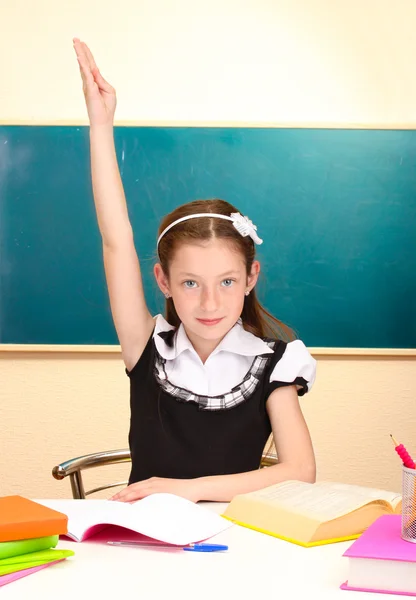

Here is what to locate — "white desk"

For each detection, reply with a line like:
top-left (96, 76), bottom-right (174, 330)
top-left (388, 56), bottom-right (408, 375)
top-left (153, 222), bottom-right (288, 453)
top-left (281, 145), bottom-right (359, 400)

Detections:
top-left (0, 503), bottom-right (394, 599)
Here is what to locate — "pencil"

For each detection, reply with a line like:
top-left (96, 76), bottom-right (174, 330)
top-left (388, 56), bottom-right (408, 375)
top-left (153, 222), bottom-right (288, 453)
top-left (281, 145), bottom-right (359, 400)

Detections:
top-left (390, 434), bottom-right (415, 469)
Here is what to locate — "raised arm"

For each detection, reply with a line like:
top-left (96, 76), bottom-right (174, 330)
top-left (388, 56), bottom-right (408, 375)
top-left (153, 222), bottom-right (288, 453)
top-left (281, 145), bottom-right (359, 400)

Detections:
top-left (73, 39), bottom-right (154, 370)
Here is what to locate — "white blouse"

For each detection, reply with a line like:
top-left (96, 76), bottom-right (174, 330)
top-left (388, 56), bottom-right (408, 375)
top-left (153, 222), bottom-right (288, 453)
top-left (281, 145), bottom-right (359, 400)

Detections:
top-left (152, 315), bottom-right (316, 397)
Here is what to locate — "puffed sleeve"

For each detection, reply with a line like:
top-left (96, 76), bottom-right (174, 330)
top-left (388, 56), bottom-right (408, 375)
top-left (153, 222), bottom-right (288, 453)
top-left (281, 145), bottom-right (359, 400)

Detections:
top-left (268, 340), bottom-right (316, 396)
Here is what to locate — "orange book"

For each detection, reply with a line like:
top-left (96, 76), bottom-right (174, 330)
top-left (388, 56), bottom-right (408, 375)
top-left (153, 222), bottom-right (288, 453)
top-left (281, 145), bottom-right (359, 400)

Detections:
top-left (0, 496), bottom-right (68, 542)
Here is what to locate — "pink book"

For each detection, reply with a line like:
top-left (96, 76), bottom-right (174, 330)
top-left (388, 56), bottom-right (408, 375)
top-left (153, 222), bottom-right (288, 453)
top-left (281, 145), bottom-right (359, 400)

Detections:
top-left (341, 515), bottom-right (416, 596)
top-left (0, 559), bottom-right (64, 588)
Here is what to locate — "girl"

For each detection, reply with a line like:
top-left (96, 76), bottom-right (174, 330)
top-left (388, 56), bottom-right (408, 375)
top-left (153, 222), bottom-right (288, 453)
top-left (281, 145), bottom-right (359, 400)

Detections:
top-left (73, 38), bottom-right (317, 503)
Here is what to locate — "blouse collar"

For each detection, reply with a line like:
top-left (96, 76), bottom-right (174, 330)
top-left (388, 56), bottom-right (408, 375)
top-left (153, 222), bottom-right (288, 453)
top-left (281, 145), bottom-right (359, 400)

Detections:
top-left (153, 314), bottom-right (273, 361)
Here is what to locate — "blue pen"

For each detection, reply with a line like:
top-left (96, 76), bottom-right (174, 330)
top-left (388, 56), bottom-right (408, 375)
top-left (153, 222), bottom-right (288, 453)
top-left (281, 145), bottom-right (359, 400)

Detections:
top-left (108, 541), bottom-right (228, 552)
top-left (183, 543), bottom-right (228, 552)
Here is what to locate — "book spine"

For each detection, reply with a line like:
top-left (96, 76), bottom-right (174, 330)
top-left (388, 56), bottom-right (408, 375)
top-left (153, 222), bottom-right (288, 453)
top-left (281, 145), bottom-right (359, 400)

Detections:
top-left (0, 535), bottom-right (59, 560)
top-left (0, 517), bottom-right (68, 542)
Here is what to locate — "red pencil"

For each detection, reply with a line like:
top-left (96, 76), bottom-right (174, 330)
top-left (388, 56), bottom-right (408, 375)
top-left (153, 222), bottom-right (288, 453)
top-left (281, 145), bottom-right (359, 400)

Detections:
top-left (390, 434), bottom-right (416, 469)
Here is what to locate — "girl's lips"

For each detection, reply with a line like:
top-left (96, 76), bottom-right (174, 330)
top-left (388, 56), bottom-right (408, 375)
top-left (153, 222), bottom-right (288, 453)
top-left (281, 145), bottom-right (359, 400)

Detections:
top-left (196, 318), bottom-right (224, 326)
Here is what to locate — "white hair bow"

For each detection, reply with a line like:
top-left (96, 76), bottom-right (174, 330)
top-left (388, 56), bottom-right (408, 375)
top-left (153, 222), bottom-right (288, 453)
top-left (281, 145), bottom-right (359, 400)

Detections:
top-left (230, 213), bottom-right (263, 245)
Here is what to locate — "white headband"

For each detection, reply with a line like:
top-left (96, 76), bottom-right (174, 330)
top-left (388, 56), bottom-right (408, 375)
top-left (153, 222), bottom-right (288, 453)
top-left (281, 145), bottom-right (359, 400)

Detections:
top-left (157, 212), bottom-right (263, 248)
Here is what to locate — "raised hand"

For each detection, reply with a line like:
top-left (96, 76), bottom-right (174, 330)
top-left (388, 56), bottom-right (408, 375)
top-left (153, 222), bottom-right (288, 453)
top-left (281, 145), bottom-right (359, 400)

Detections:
top-left (73, 38), bottom-right (117, 126)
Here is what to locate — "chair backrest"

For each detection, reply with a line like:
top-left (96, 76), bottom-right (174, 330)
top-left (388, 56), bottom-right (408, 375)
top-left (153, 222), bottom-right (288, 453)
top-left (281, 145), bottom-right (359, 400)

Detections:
top-left (52, 447), bottom-right (278, 499)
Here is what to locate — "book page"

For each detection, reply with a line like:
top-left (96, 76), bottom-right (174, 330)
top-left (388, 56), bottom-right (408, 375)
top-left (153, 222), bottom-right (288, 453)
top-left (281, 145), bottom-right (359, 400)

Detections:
top-left (35, 499), bottom-right (127, 541)
top-left (315, 482), bottom-right (402, 509)
top-left (36, 496), bottom-right (232, 545)
top-left (122, 494), bottom-right (232, 545)
top-left (246, 481), bottom-right (395, 522)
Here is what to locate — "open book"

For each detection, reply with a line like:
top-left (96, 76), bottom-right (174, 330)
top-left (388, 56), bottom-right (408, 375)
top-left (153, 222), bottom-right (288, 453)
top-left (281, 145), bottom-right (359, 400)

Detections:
top-left (222, 480), bottom-right (402, 547)
top-left (36, 494), bottom-right (232, 546)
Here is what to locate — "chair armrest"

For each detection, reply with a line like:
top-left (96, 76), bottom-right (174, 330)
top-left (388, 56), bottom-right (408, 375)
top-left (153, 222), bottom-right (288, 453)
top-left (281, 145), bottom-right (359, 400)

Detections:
top-left (52, 449), bottom-right (131, 480)
top-left (52, 447), bottom-right (276, 479)
top-left (261, 451), bottom-right (278, 467)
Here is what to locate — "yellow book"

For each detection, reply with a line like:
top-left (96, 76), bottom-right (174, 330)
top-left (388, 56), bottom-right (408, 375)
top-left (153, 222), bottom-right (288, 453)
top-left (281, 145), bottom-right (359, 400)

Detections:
top-left (222, 480), bottom-right (402, 547)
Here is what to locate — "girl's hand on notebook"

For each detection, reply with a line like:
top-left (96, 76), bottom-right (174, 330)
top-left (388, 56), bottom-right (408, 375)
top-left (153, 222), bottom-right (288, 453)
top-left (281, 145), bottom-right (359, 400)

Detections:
top-left (109, 477), bottom-right (202, 503)
top-left (73, 38), bottom-right (117, 126)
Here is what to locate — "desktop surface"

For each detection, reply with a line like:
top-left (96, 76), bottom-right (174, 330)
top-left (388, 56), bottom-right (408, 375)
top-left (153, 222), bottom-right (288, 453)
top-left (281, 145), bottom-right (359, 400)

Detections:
top-left (0, 501), bottom-right (381, 599)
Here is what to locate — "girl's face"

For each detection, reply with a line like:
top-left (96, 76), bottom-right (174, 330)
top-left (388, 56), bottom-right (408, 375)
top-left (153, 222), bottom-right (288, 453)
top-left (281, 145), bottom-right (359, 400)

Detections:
top-left (155, 239), bottom-right (260, 353)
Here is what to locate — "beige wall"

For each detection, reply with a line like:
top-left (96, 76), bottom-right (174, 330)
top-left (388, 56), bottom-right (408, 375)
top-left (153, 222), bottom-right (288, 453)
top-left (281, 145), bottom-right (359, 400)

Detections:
top-left (3, 0), bottom-right (416, 125)
top-left (1, 351), bottom-right (415, 499)
top-left (1, 0), bottom-right (416, 498)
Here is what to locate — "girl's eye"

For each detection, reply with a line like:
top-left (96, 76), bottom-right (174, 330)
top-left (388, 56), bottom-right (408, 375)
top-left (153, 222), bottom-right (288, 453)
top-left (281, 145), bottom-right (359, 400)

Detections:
top-left (221, 279), bottom-right (234, 287)
top-left (184, 280), bottom-right (197, 288)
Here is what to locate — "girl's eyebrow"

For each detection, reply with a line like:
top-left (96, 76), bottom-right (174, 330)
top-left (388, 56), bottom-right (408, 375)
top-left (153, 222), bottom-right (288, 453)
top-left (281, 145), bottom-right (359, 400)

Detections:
top-left (178, 270), bottom-right (240, 278)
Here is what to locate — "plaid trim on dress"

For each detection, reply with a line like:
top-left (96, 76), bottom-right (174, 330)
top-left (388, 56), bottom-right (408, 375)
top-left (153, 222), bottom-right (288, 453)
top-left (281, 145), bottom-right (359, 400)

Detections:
top-left (153, 340), bottom-right (277, 411)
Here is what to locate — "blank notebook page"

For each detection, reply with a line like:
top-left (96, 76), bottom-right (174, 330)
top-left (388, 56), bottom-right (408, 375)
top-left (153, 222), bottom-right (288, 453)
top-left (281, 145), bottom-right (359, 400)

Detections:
top-left (36, 495), bottom-right (232, 545)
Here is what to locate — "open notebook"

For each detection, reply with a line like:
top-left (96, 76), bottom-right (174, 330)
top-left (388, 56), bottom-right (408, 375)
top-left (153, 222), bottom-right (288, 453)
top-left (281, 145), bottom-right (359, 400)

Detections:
top-left (223, 480), bottom-right (401, 547)
top-left (37, 494), bottom-right (232, 545)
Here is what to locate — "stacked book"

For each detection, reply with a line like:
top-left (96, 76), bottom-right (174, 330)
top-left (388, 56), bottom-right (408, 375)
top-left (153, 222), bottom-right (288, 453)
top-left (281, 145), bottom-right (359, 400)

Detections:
top-left (341, 514), bottom-right (416, 596)
top-left (0, 496), bottom-right (73, 588)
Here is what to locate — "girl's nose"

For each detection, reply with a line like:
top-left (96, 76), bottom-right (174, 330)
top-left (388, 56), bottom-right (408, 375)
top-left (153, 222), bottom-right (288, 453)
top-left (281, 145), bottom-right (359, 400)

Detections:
top-left (200, 287), bottom-right (220, 312)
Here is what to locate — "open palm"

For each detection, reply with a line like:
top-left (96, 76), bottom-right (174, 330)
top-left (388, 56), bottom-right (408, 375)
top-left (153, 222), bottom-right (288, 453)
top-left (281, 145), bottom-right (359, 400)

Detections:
top-left (73, 38), bottom-right (117, 126)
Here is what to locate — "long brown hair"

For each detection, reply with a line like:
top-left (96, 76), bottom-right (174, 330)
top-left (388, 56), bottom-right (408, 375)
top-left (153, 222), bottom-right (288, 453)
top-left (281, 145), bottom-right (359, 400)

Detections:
top-left (157, 199), bottom-right (296, 342)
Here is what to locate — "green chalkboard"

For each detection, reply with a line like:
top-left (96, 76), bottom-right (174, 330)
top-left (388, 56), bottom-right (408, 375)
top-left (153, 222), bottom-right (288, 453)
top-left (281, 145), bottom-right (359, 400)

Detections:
top-left (0, 125), bottom-right (415, 347)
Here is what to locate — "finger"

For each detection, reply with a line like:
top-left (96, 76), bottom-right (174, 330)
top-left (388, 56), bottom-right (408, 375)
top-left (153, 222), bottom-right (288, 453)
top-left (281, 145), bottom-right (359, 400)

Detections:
top-left (73, 39), bottom-right (94, 87)
top-left (111, 489), bottom-right (148, 502)
top-left (93, 68), bottom-right (115, 95)
top-left (73, 38), bottom-right (87, 65)
top-left (75, 41), bottom-right (114, 96)
top-left (78, 42), bottom-right (113, 90)
top-left (72, 37), bottom-right (82, 52)
top-left (109, 487), bottom-right (126, 501)
top-left (110, 484), bottom-right (144, 501)
top-left (82, 42), bottom-right (99, 72)
top-left (125, 487), bottom-right (153, 501)
top-left (77, 56), bottom-right (94, 87)
top-left (111, 481), bottom-right (153, 502)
